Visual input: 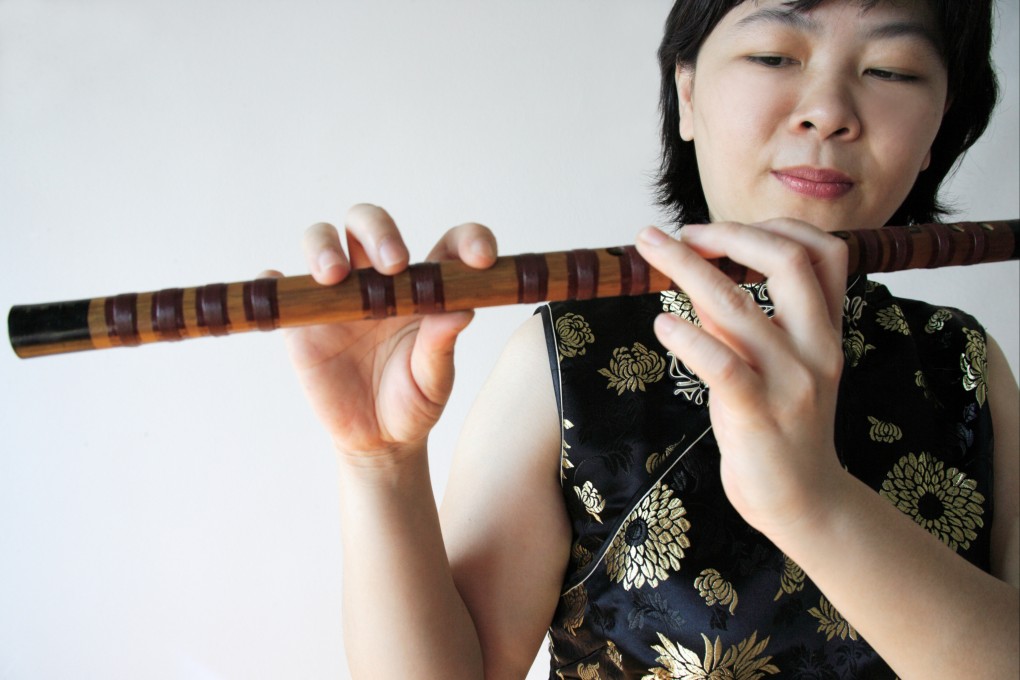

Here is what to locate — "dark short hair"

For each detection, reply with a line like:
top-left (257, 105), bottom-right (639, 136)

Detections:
top-left (655, 0), bottom-right (999, 227)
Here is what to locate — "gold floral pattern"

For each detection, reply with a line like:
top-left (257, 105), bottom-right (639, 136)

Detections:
top-left (668, 353), bottom-right (709, 405)
top-left (578, 661), bottom-right (602, 680)
top-left (880, 452), bottom-right (985, 551)
top-left (606, 641), bottom-right (623, 668)
top-left (544, 278), bottom-right (993, 675)
top-left (925, 308), bottom-right (953, 334)
top-left (556, 313), bottom-right (595, 359)
top-left (606, 483), bottom-right (690, 590)
top-left (843, 294), bottom-right (865, 324)
top-left (562, 584), bottom-right (588, 636)
top-left (913, 369), bottom-right (941, 406)
top-left (641, 631), bottom-right (779, 679)
top-left (574, 480), bottom-right (606, 524)
top-left (646, 441), bottom-right (683, 474)
top-left (773, 554), bottom-right (806, 601)
top-left (572, 540), bottom-right (593, 570)
top-left (961, 328), bottom-right (987, 407)
top-left (842, 294), bottom-right (875, 368)
top-left (561, 419), bottom-right (575, 480)
top-left (843, 329), bottom-right (875, 368)
top-left (876, 304), bottom-right (910, 335)
top-left (661, 289), bottom-right (700, 325)
top-left (661, 285), bottom-right (774, 325)
top-left (599, 342), bottom-right (666, 395)
top-left (808, 595), bottom-right (858, 642)
top-left (867, 416), bottom-right (903, 443)
top-left (694, 568), bottom-right (738, 614)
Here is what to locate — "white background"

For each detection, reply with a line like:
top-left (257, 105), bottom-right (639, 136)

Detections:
top-left (1, 2), bottom-right (1016, 678)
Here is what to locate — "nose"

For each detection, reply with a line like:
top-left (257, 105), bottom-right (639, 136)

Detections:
top-left (790, 74), bottom-right (862, 141)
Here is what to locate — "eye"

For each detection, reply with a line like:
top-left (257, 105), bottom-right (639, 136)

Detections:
top-left (865, 68), bottom-right (918, 82)
top-left (747, 55), bottom-right (797, 68)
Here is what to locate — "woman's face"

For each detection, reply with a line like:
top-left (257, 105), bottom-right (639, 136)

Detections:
top-left (676, 0), bottom-right (948, 231)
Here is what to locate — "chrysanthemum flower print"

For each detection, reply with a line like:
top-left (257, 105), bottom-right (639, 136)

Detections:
top-left (641, 631), bottom-right (778, 680)
top-left (660, 289), bottom-right (700, 325)
top-left (561, 583), bottom-right (588, 636)
top-left (867, 416), bottom-right (902, 443)
top-left (880, 452), bottom-right (985, 551)
top-left (556, 313), bottom-right (595, 360)
top-left (574, 480), bottom-right (606, 524)
top-left (960, 328), bottom-right (987, 406)
top-left (924, 308), bottom-right (953, 334)
top-left (606, 483), bottom-right (690, 590)
top-left (694, 568), bottom-right (738, 614)
top-left (773, 554), bottom-right (806, 601)
top-left (599, 342), bottom-right (666, 395)
top-left (876, 304), bottom-right (910, 335)
top-left (808, 595), bottom-right (858, 642)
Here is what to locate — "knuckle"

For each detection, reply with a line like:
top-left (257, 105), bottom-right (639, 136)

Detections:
top-left (712, 279), bottom-right (752, 313)
top-left (786, 364), bottom-right (821, 406)
top-left (711, 350), bottom-right (743, 386)
top-left (780, 242), bottom-right (812, 270)
top-left (819, 337), bottom-right (845, 379)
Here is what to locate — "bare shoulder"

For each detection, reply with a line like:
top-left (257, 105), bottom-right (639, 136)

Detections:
top-left (441, 312), bottom-right (570, 677)
top-left (987, 334), bottom-right (1019, 588)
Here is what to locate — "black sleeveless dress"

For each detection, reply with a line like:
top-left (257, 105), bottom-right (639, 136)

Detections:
top-left (539, 275), bottom-right (994, 679)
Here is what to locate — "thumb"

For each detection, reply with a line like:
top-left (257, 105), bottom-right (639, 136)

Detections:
top-left (410, 310), bottom-right (475, 406)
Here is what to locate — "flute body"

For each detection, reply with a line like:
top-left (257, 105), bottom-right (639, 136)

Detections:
top-left (9, 220), bottom-right (1018, 359)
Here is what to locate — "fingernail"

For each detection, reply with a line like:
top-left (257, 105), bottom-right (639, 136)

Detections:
top-left (318, 249), bottom-right (344, 275)
top-left (379, 237), bottom-right (404, 268)
top-left (471, 238), bottom-right (494, 260)
top-left (639, 227), bottom-right (668, 245)
top-left (655, 313), bottom-right (679, 334)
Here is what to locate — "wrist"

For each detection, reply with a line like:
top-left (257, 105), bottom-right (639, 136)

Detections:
top-left (754, 456), bottom-right (856, 546)
top-left (764, 469), bottom-right (863, 566)
top-left (334, 438), bottom-right (430, 487)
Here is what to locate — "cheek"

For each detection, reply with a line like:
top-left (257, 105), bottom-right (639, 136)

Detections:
top-left (870, 90), bottom-right (945, 162)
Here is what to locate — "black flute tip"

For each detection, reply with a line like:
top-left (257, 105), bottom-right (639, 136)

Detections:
top-left (9, 299), bottom-right (94, 358)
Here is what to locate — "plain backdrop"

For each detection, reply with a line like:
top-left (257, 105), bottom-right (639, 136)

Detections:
top-left (1, 2), bottom-right (1017, 678)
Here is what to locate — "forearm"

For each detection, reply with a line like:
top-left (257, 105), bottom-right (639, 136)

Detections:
top-left (337, 448), bottom-right (483, 679)
top-left (774, 472), bottom-right (1019, 679)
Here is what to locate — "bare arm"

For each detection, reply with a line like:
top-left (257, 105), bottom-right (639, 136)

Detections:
top-left (772, 335), bottom-right (1018, 678)
top-left (338, 314), bottom-right (566, 679)
top-left (989, 335), bottom-right (1020, 589)
top-left (274, 207), bottom-right (564, 677)
top-left (637, 221), bottom-right (1019, 679)
top-left (442, 313), bottom-right (570, 678)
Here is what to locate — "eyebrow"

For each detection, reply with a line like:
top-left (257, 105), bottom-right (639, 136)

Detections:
top-left (733, 7), bottom-right (818, 33)
top-left (732, 7), bottom-right (943, 54)
top-left (865, 21), bottom-right (943, 54)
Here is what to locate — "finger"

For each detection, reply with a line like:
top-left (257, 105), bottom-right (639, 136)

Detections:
top-left (258, 269), bottom-right (284, 279)
top-left (425, 222), bottom-right (498, 268)
top-left (302, 222), bottom-right (351, 285)
top-left (653, 312), bottom-right (761, 414)
top-left (410, 311), bottom-right (475, 406)
top-left (344, 203), bottom-right (409, 274)
top-left (636, 227), bottom-right (781, 367)
top-left (673, 222), bottom-right (842, 342)
top-left (742, 219), bottom-right (848, 331)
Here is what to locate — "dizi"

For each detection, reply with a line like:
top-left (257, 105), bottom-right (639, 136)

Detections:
top-left (8, 219), bottom-right (1018, 359)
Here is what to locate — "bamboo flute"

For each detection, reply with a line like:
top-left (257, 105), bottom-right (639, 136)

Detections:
top-left (8, 219), bottom-right (1019, 359)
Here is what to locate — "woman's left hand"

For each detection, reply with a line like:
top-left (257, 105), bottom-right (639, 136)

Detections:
top-left (636, 219), bottom-right (852, 540)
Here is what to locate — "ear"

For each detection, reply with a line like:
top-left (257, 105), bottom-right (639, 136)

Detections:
top-left (921, 96), bottom-right (951, 172)
top-left (920, 148), bottom-right (931, 172)
top-left (675, 63), bottom-right (695, 142)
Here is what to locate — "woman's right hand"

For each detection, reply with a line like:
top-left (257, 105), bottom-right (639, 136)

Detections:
top-left (269, 203), bottom-right (497, 461)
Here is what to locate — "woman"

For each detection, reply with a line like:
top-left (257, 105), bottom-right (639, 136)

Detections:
top-left (272, 0), bottom-right (1019, 677)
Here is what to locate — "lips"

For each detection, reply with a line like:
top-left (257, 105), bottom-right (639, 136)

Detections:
top-left (773, 166), bottom-right (855, 199)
